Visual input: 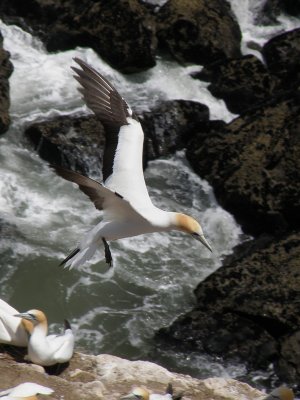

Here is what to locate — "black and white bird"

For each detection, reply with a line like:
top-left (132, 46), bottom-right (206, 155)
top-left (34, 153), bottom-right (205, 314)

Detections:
top-left (0, 298), bottom-right (33, 347)
top-left (120, 383), bottom-right (183, 400)
top-left (54, 58), bottom-right (212, 269)
top-left (14, 309), bottom-right (74, 367)
top-left (0, 382), bottom-right (53, 400)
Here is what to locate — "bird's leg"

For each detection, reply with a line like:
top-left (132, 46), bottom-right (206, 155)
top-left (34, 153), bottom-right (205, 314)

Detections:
top-left (102, 238), bottom-right (113, 267)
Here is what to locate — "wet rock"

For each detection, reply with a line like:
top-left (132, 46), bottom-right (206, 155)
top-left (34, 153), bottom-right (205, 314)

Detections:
top-left (0, 0), bottom-right (157, 73)
top-left (0, 351), bottom-right (265, 400)
top-left (156, 231), bottom-right (300, 387)
top-left (24, 115), bottom-right (105, 178)
top-left (262, 28), bottom-right (300, 86)
top-left (262, 0), bottom-right (300, 20)
top-left (0, 30), bottom-right (13, 135)
top-left (140, 100), bottom-right (209, 161)
top-left (193, 55), bottom-right (281, 114)
top-left (186, 90), bottom-right (300, 236)
top-left (25, 100), bottom-right (209, 175)
top-left (157, 0), bottom-right (242, 65)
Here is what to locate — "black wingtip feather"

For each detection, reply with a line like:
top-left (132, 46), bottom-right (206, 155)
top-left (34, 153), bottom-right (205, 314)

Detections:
top-left (59, 248), bottom-right (80, 267)
top-left (166, 383), bottom-right (183, 400)
top-left (64, 320), bottom-right (72, 330)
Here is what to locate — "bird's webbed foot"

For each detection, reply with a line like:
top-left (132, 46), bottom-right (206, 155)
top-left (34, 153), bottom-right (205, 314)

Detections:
top-left (102, 238), bottom-right (113, 267)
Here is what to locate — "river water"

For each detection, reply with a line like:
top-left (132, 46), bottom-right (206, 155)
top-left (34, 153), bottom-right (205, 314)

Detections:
top-left (0, 0), bottom-right (299, 390)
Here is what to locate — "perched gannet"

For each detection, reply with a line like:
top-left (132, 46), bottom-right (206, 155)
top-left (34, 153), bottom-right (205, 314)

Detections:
top-left (14, 309), bottom-right (74, 366)
top-left (0, 298), bottom-right (33, 347)
top-left (120, 383), bottom-right (183, 400)
top-left (263, 386), bottom-right (294, 400)
top-left (53, 57), bottom-right (212, 269)
top-left (0, 382), bottom-right (53, 399)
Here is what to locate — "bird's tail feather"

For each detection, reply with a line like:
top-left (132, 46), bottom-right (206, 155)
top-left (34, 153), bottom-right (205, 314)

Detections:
top-left (64, 320), bottom-right (72, 331)
top-left (60, 248), bottom-right (80, 267)
top-left (64, 243), bottom-right (98, 269)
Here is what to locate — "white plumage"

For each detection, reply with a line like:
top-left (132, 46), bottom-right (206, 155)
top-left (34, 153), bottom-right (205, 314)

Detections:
top-left (0, 298), bottom-right (32, 347)
top-left (54, 58), bottom-right (212, 269)
top-left (14, 309), bottom-right (74, 367)
top-left (120, 383), bottom-right (182, 400)
top-left (0, 382), bottom-right (53, 399)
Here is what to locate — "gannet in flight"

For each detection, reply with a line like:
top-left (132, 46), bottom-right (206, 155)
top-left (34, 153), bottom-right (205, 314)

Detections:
top-left (0, 382), bottom-right (53, 399)
top-left (263, 386), bottom-right (294, 400)
top-left (0, 298), bottom-right (33, 347)
top-left (120, 383), bottom-right (183, 400)
top-left (14, 309), bottom-right (74, 366)
top-left (53, 57), bottom-right (212, 269)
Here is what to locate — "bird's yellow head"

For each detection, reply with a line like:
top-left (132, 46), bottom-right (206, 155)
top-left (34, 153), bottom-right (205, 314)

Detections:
top-left (267, 386), bottom-right (295, 400)
top-left (120, 387), bottom-right (150, 400)
top-left (14, 309), bottom-right (47, 327)
top-left (175, 213), bottom-right (212, 252)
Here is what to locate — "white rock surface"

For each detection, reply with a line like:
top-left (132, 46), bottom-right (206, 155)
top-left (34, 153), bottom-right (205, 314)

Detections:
top-left (0, 352), bottom-right (264, 400)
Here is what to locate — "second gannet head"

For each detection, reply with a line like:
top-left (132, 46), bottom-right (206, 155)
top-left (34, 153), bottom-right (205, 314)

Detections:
top-left (14, 309), bottom-right (48, 329)
top-left (174, 213), bottom-right (212, 252)
top-left (264, 386), bottom-right (294, 400)
top-left (121, 387), bottom-right (150, 400)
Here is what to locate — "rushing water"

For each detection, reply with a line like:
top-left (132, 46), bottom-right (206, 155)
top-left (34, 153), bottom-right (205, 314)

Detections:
top-left (0, 0), bottom-right (299, 391)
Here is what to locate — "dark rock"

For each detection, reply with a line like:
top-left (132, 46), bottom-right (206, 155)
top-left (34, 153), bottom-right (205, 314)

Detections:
top-left (186, 91), bottom-right (300, 236)
top-left (156, 231), bottom-right (300, 382)
top-left (262, 28), bottom-right (300, 86)
top-left (193, 55), bottom-right (281, 114)
top-left (157, 0), bottom-right (242, 65)
top-left (140, 100), bottom-right (209, 161)
top-left (25, 115), bottom-right (105, 177)
top-left (0, 31), bottom-right (13, 135)
top-left (0, 0), bottom-right (157, 73)
top-left (263, 0), bottom-right (300, 20)
top-left (25, 99), bottom-right (209, 175)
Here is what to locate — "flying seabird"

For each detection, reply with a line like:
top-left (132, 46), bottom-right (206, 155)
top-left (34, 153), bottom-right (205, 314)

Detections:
top-left (0, 382), bottom-right (53, 399)
top-left (120, 383), bottom-right (183, 400)
top-left (263, 386), bottom-right (294, 400)
top-left (53, 57), bottom-right (212, 269)
top-left (14, 309), bottom-right (74, 366)
top-left (0, 298), bottom-right (33, 347)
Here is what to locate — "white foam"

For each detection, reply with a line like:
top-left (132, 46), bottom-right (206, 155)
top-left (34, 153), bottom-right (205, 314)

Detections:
top-left (228, 0), bottom-right (300, 59)
top-left (0, 4), bottom-right (284, 384)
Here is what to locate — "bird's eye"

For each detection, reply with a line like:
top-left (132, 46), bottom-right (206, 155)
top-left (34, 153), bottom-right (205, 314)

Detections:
top-left (28, 313), bottom-right (37, 320)
top-left (192, 232), bottom-right (199, 237)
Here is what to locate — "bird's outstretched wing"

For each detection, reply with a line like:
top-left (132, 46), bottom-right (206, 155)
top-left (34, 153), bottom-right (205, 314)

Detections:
top-left (52, 165), bottom-right (150, 222)
top-left (71, 58), bottom-right (152, 209)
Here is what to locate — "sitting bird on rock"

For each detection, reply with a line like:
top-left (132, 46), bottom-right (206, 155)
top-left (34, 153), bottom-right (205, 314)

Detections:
top-left (14, 309), bottom-right (74, 366)
top-left (53, 57), bottom-right (212, 269)
top-left (120, 383), bottom-right (183, 400)
top-left (0, 382), bottom-right (53, 399)
top-left (0, 298), bottom-right (33, 347)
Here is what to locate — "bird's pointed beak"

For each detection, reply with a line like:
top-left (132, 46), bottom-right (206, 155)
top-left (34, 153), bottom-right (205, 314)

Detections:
top-left (120, 395), bottom-right (136, 400)
top-left (14, 313), bottom-right (35, 321)
top-left (194, 234), bottom-right (212, 252)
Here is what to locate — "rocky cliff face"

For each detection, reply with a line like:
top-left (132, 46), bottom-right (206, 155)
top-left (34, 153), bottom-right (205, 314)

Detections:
top-left (0, 0), bottom-right (299, 394)
top-left (0, 31), bottom-right (13, 134)
top-left (0, 350), bottom-right (265, 400)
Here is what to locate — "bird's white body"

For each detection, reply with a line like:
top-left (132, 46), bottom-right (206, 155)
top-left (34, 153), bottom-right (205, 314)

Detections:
top-left (149, 394), bottom-right (172, 400)
top-left (0, 382), bottom-right (53, 399)
top-left (120, 385), bottom-right (180, 400)
top-left (15, 310), bottom-right (74, 367)
top-left (0, 299), bottom-right (32, 347)
top-left (27, 324), bottom-right (74, 366)
top-left (54, 58), bottom-right (212, 269)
